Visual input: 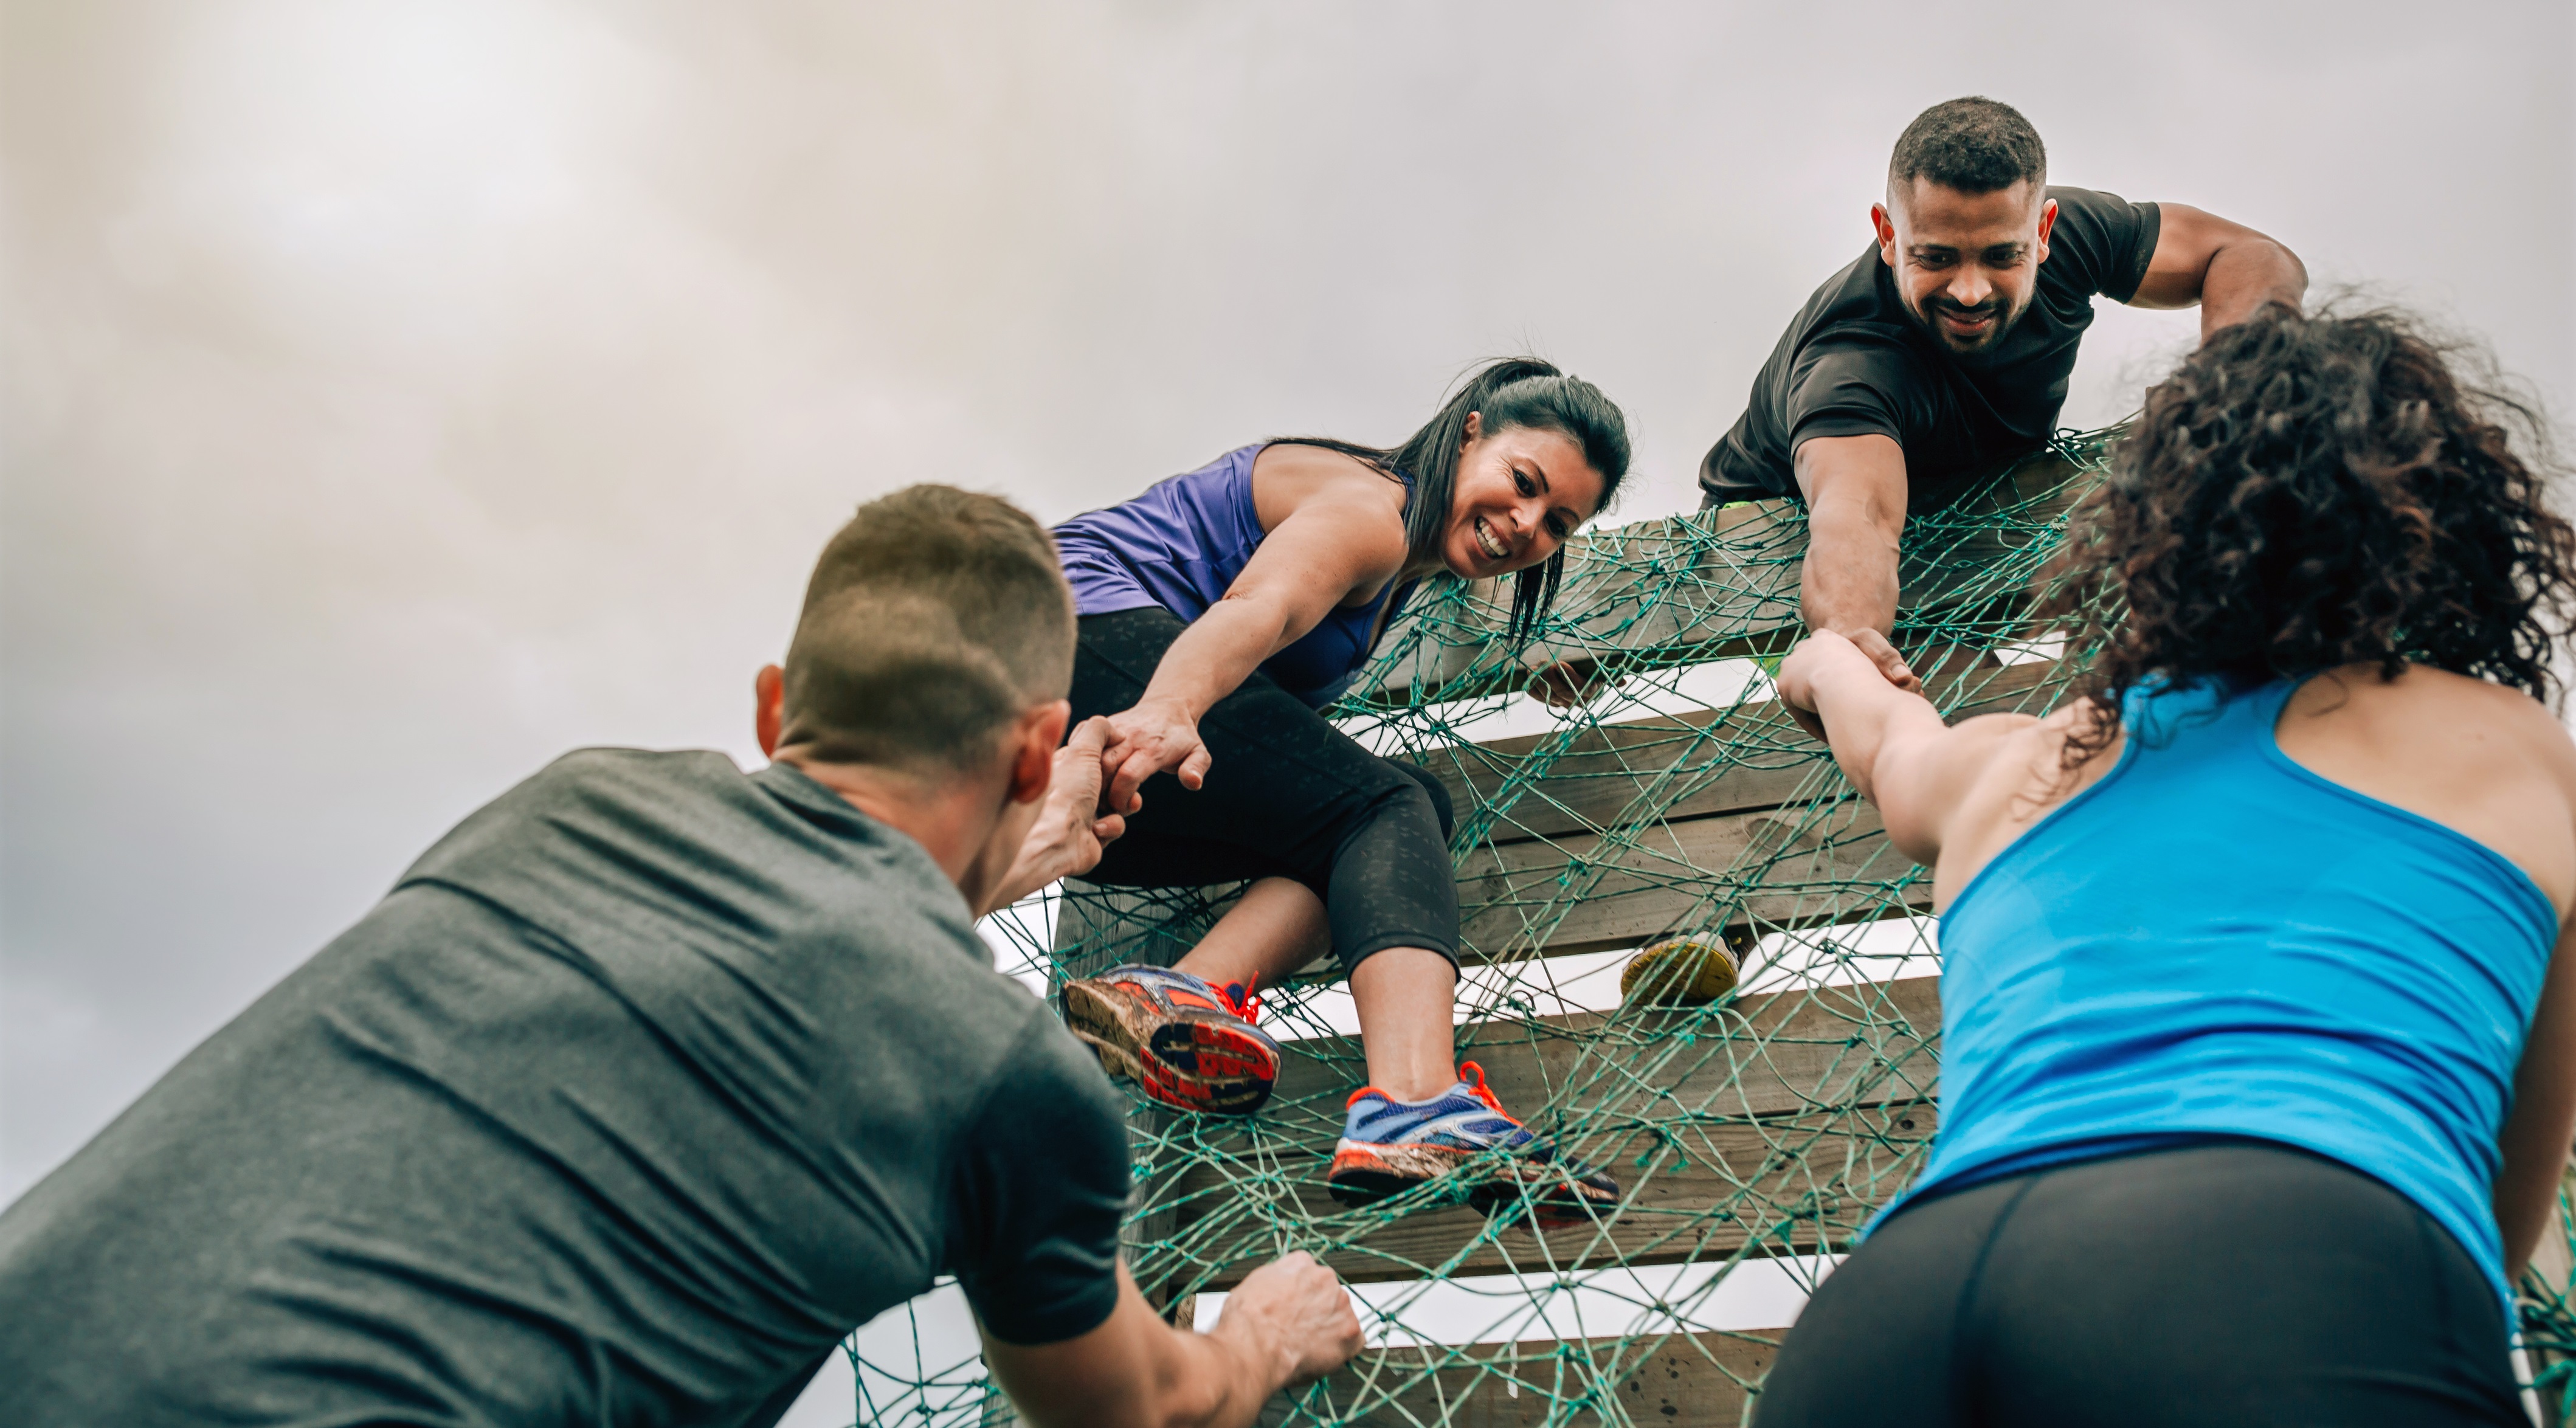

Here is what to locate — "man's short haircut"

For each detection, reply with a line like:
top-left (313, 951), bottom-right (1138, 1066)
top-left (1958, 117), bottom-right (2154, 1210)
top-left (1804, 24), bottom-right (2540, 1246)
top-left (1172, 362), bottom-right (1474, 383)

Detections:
top-left (1890, 97), bottom-right (2047, 197)
top-left (782, 485), bottom-right (1075, 774)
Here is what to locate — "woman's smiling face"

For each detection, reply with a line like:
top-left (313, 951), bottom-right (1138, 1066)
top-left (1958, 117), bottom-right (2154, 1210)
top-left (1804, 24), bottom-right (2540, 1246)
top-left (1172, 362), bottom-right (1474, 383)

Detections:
top-left (1439, 414), bottom-right (1606, 579)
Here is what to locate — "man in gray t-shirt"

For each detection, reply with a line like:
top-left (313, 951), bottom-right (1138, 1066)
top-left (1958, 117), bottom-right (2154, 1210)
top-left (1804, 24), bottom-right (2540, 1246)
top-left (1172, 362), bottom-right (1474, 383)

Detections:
top-left (0, 486), bottom-right (1359, 1427)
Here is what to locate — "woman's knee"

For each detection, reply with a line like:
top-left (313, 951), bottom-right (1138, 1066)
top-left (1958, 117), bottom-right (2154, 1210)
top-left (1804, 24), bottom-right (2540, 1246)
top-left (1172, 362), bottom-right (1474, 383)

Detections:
top-left (1384, 759), bottom-right (1455, 841)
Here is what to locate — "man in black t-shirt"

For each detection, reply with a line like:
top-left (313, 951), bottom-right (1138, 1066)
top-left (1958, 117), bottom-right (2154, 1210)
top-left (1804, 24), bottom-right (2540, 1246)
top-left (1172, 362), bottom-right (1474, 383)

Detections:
top-left (1704, 96), bottom-right (2305, 687)
top-left (0, 488), bottom-right (1361, 1428)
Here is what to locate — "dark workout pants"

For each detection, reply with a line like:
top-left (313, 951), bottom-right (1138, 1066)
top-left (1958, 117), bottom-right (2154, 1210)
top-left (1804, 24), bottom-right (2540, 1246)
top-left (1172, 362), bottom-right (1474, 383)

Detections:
top-left (1069, 607), bottom-right (1459, 976)
top-left (1755, 1141), bottom-right (2527, 1427)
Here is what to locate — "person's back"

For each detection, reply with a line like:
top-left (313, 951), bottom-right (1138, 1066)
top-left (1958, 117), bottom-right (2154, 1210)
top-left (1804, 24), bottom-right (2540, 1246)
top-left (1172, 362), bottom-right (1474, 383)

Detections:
top-left (0, 484), bottom-right (1362, 1428)
top-left (1916, 666), bottom-right (2572, 1300)
top-left (1763, 305), bottom-right (2576, 1427)
top-left (0, 746), bottom-right (1117, 1426)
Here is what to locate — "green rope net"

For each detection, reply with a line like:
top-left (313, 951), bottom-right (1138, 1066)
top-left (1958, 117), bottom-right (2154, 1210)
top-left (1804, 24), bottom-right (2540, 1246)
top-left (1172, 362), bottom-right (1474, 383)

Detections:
top-left (841, 426), bottom-right (2576, 1426)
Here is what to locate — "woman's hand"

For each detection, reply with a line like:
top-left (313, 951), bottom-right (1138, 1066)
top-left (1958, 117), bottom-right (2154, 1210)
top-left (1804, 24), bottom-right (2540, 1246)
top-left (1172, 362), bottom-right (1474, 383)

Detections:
top-left (1100, 698), bottom-right (1214, 815)
top-left (1777, 630), bottom-right (1860, 744)
top-left (983, 717), bottom-right (1128, 913)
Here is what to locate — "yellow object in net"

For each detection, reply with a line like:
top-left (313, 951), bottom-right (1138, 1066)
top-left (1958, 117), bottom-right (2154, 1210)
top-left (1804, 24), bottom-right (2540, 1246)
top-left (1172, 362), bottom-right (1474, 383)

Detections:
top-left (1619, 930), bottom-right (1750, 1007)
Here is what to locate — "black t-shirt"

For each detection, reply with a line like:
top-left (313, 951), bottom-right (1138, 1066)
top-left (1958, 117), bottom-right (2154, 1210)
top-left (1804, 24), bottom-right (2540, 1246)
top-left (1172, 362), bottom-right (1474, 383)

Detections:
top-left (1702, 185), bottom-right (2161, 509)
top-left (0, 750), bottom-right (1130, 1428)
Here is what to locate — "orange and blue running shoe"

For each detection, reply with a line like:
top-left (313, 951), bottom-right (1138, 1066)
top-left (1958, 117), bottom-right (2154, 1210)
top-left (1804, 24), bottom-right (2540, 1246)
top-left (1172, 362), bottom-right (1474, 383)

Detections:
top-left (1061, 965), bottom-right (1281, 1115)
top-left (1324, 1061), bottom-right (1620, 1226)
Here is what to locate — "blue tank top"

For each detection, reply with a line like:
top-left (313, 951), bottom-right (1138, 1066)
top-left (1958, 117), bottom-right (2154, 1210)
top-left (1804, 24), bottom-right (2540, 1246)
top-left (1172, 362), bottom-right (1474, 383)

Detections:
top-left (1052, 444), bottom-right (1416, 707)
top-left (1886, 675), bottom-right (2558, 1310)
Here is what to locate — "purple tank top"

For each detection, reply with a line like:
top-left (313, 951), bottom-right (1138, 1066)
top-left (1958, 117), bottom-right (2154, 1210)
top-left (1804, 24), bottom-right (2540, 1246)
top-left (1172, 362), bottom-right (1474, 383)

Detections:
top-left (1052, 443), bottom-right (1416, 708)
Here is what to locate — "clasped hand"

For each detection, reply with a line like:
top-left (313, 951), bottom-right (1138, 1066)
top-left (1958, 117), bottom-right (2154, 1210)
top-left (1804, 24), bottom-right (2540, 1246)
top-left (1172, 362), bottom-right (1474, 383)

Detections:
top-left (984, 717), bottom-right (1127, 914)
top-left (1777, 627), bottom-right (1920, 743)
top-left (1097, 698), bottom-right (1211, 815)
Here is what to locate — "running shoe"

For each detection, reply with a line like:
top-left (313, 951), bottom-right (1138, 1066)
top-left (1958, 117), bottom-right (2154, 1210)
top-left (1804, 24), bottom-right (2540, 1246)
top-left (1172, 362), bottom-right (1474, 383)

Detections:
top-left (1325, 1061), bottom-right (1620, 1225)
top-left (1061, 964), bottom-right (1281, 1115)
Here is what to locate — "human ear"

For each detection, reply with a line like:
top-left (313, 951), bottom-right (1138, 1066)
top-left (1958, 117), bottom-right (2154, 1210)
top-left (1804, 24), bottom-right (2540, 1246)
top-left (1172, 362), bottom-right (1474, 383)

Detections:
top-left (754, 664), bottom-right (785, 757)
top-left (1010, 700), bottom-right (1072, 805)
top-left (1460, 410), bottom-right (1483, 449)
top-left (2034, 196), bottom-right (2059, 263)
top-left (1872, 202), bottom-right (1896, 263)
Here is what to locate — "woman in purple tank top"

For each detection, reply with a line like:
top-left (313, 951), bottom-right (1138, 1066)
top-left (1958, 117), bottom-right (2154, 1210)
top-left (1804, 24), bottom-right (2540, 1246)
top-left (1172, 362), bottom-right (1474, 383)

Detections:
top-left (1054, 358), bottom-right (1637, 1218)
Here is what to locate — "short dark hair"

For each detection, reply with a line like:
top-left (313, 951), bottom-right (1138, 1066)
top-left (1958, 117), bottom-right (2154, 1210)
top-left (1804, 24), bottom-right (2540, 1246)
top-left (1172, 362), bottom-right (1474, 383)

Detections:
top-left (781, 485), bottom-right (1075, 773)
top-left (1890, 97), bottom-right (2047, 196)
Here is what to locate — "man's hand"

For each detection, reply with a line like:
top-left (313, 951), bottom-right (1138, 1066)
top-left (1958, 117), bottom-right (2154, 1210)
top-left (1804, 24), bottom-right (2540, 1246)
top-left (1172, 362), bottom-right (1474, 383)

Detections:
top-left (985, 717), bottom-right (1127, 912)
top-left (982, 1255), bottom-right (1359, 1428)
top-left (1210, 1252), bottom-right (1364, 1390)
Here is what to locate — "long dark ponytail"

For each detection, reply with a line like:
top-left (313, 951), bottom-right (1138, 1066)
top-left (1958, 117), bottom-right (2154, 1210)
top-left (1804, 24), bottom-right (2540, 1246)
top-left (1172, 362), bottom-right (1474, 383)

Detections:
top-left (1277, 357), bottom-right (1631, 641)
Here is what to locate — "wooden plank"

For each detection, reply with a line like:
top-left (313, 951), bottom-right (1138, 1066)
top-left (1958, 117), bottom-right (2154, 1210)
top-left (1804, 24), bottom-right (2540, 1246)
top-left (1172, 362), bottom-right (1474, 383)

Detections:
top-left (1165, 1100), bottom-right (1931, 1291)
top-left (1455, 796), bottom-right (1928, 962)
top-left (1260, 1326), bottom-right (1785, 1427)
top-left (1348, 445), bottom-right (2093, 706)
top-left (1426, 658), bottom-right (2063, 850)
top-left (1147, 977), bottom-right (1941, 1292)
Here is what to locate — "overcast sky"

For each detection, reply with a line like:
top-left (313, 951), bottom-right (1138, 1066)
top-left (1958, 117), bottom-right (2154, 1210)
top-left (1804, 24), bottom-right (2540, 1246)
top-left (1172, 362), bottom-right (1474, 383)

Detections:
top-left (5, 0), bottom-right (2571, 1261)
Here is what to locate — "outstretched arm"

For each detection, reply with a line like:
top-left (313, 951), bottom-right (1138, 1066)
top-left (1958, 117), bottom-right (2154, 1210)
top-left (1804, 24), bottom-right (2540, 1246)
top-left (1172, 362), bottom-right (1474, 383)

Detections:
top-left (982, 1255), bottom-right (1362, 1428)
top-left (1099, 488), bottom-right (1406, 813)
top-left (1777, 630), bottom-right (2029, 866)
top-left (1794, 435), bottom-right (1923, 694)
top-left (2127, 202), bottom-right (2306, 340)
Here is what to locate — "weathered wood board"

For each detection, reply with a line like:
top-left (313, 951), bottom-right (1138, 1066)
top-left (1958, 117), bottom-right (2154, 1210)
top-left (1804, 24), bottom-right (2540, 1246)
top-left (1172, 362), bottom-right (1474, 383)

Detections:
top-left (1259, 1326), bottom-right (1787, 1427)
top-left (1152, 977), bottom-right (1941, 1292)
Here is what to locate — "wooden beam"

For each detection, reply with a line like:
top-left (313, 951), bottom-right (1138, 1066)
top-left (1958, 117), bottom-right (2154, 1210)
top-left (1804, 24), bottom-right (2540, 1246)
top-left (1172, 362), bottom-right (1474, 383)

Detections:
top-left (1347, 444), bottom-right (2093, 706)
top-left (1260, 1326), bottom-right (1787, 1427)
top-left (1140, 977), bottom-right (1941, 1292)
top-left (1455, 796), bottom-right (1927, 962)
top-left (1424, 658), bottom-right (2063, 849)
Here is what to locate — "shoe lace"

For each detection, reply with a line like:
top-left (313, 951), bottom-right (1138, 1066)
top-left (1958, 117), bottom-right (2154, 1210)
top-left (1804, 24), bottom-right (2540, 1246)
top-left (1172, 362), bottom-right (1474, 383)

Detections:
top-left (1218, 974), bottom-right (1262, 1026)
top-left (1459, 1060), bottom-right (1512, 1119)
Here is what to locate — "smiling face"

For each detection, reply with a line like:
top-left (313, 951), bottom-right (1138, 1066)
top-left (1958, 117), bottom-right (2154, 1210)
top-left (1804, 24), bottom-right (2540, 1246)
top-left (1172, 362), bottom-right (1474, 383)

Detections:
top-left (1438, 415), bottom-right (1606, 579)
top-left (1874, 177), bottom-right (2058, 356)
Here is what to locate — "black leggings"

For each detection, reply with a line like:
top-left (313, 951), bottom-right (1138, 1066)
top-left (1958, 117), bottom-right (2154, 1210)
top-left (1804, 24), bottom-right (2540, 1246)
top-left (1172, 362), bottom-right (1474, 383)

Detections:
top-left (1069, 607), bottom-right (1459, 976)
top-left (1755, 1141), bottom-right (2526, 1427)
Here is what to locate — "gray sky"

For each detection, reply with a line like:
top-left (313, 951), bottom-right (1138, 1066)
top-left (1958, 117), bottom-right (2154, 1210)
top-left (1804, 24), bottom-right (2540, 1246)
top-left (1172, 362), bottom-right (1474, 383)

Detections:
top-left (5, 0), bottom-right (2572, 1218)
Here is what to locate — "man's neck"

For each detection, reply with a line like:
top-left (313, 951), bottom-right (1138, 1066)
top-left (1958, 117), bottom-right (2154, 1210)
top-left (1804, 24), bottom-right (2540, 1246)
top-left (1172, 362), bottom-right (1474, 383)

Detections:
top-left (776, 752), bottom-right (991, 889)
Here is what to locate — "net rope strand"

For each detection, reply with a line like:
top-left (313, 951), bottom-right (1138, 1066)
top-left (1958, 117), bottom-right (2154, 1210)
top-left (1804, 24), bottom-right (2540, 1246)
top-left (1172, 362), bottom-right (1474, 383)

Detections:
top-left (844, 424), bottom-right (2576, 1426)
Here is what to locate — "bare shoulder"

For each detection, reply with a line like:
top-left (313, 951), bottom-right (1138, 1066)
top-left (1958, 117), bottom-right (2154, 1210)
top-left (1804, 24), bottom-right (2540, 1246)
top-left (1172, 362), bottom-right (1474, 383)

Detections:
top-left (2284, 663), bottom-right (2576, 914)
top-left (1250, 443), bottom-right (1407, 523)
top-left (2289, 664), bottom-right (2576, 781)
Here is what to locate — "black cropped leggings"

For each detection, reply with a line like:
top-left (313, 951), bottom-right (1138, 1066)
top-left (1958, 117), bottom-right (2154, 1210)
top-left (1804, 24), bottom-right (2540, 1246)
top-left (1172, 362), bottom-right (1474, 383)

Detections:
top-left (1068, 607), bottom-right (1459, 976)
top-left (1755, 1140), bottom-right (2527, 1427)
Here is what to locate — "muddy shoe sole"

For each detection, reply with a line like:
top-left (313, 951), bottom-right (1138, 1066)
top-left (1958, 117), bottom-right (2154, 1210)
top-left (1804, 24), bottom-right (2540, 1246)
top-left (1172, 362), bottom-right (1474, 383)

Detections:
top-left (1062, 978), bottom-right (1276, 1116)
top-left (1327, 1142), bottom-right (1622, 1227)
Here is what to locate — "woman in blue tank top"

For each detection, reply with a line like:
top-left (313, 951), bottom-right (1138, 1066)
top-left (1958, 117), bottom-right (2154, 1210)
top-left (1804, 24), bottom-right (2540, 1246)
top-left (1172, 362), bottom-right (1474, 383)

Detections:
top-left (1756, 306), bottom-right (2576, 1427)
top-left (1051, 358), bottom-right (1636, 1218)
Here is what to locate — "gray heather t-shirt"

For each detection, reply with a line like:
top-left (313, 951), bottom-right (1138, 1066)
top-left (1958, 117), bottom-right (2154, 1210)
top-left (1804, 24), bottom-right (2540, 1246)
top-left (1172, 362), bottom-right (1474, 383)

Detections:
top-left (0, 750), bottom-right (1130, 1427)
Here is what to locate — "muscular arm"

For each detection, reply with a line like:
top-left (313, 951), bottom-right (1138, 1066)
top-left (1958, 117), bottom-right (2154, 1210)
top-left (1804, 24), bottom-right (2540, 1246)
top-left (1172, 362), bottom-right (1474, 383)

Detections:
top-left (1792, 434), bottom-right (1921, 692)
top-left (982, 1256), bottom-right (1361, 1428)
top-left (1795, 434), bottom-right (1905, 639)
top-left (2127, 202), bottom-right (2306, 340)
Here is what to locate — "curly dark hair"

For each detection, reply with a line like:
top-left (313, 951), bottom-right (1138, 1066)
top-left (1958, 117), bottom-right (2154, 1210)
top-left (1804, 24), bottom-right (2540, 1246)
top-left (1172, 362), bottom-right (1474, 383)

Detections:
top-left (2040, 302), bottom-right (2576, 765)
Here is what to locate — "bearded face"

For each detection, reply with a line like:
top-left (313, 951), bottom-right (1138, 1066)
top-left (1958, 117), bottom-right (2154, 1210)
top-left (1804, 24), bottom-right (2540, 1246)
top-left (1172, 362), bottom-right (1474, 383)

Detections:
top-left (1874, 177), bottom-right (2056, 356)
